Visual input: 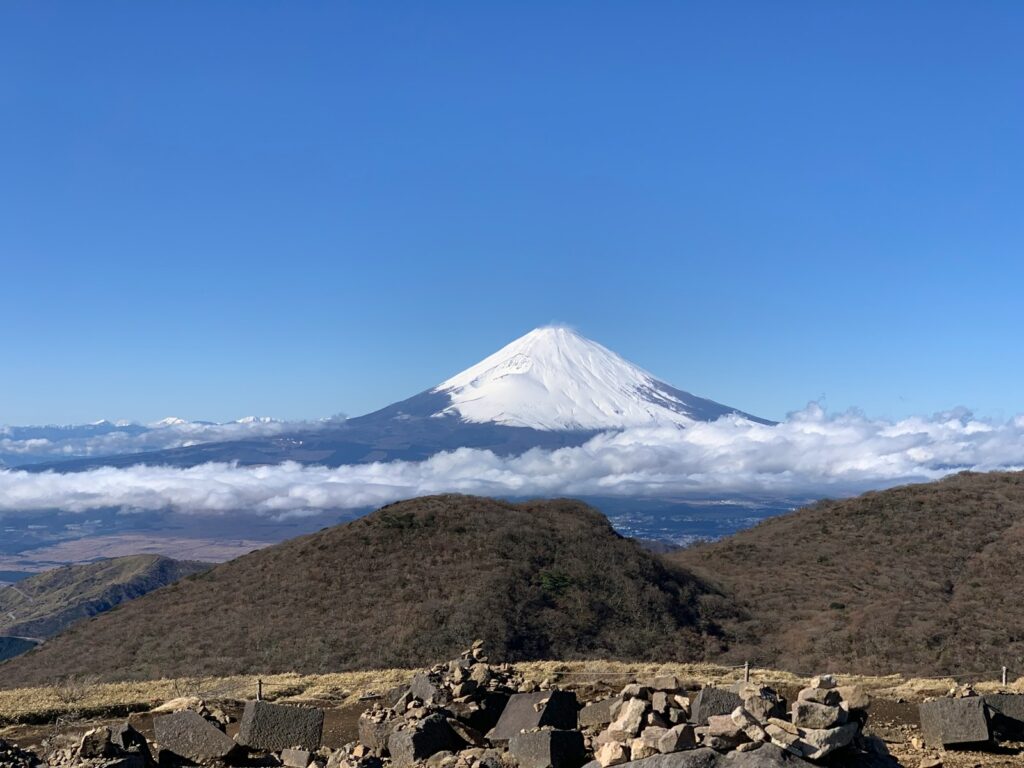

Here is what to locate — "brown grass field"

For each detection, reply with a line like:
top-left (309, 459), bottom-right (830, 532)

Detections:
top-left (2, 659), bottom-right (1021, 726)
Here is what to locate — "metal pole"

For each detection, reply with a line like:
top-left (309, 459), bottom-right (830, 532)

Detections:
top-left (257, 679), bottom-right (263, 701)
top-left (1002, 667), bottom-right (1008, 686)
top-left (744, 661), bottom-right (750, 683)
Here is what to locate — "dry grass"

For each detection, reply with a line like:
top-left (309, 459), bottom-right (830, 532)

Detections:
top-left (671, 471), bottom-right (1024, 676)
top-left (3, 659), bottom-right (1023, 726)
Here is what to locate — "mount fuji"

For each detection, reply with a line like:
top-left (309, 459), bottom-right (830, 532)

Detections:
top-left (25, 327), bottom-right (771, 472)
top-left (432, 326), bottom-right (768, 430)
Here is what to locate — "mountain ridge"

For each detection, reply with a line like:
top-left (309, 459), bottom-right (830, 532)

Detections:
top-left (670, 470), bottom-right (1024, 676)
top-left (0, 495), bottom-right (723, 686)
top-left (0, 554), bottom-right (211, 642)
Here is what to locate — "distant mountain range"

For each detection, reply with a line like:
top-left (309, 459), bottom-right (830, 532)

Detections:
top-left (0, 416), bottom-right (307, 468)
top-left (12, 327), bottom-right (771, 472)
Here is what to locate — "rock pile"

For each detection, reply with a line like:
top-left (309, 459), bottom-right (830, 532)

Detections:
top-left (0, 737), bottom-right (45, 768)
top-left (352, 641), bottom-right (540, 768)
top-left (39, 723), bottom-right (153, 768)
top-left (0, 654), bottom-right (892, 768)
top-left (584, 673), bottom-right (871, 766)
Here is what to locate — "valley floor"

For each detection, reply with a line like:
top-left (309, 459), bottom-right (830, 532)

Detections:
top-left (1, 660), bottom-right (1021, 767)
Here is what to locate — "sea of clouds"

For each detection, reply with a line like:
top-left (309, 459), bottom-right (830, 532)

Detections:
top-left (0, 416), bottom-right (338, 464)
top-left (1, 404), bottom-right (1022, 519)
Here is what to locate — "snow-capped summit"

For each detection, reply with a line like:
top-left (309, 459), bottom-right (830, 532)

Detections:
top-left (150, 416), bottom-right (189, 428)
top-left (432, 326), bottom-right (769, 430)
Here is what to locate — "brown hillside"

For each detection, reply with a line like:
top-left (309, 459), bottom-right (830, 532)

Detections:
top-left (0, 496), bottom-right (723, 687)
top-left (0, 555), bottom-right (210, 640)
top-left (672, 470), bottom-right (1024, 677)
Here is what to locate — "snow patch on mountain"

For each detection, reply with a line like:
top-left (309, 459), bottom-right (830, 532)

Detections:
top-left (433, 326), bottom-right (763, 430)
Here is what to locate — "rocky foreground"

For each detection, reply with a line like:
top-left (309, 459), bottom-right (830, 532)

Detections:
top-left (1, 647), bottom-right (1023, 768)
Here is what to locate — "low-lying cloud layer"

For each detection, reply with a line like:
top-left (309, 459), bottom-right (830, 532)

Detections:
top-left (0, 417), bottom-right (339, 466)
top-left (1, 405), bottom-right (1023, 518)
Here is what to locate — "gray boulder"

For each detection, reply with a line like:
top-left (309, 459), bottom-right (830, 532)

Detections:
top-left (614, 748), bottom-right (722, 768)
top-left (449, 690), bottom-right (511, 735)
top-left (984, 693), bottom-right (1024, 740)
top-left (359, 713), bottom-right (400, 753)
top-left (691, 688), bottom-right (742, 726)
top-left (919, 697), bottom-right (991, 747)
top-left (153, 711), bottom-right (237, 764)
top-left (409, 673), bottom-right (445, 704)
top-left (388, 713), bottom-right (462, 768)
top-left (734, 686), bottom-right (786, 723)
top-left (107, 757), bottom-right (146, 768)
top-left (111, 723), bottom-right (152, 764)
top-left (722, 743), bottom-right (812, 766)
top-left (795, 688), bottom-right (840, 707)
top-left (658, 724), bottom-right (697, 754)
top-left (237, 700), bottom-right (324, 752)
top-left (641, 676), bottom-right (683, 692)
top-left (488, 691), bottom-right (578, 742)
top-left (790, 701), bottom-right (844, 730)
top-left (509, 730), bottom-right (586, 768)
top-left (282, 748), bottom-right (314, 768)
top-left (581, 698), bottom-right (623, 728)
top-left (794, 722), bottom-right (858, 760)
top-left (79, 727), bottom-right (114, 759)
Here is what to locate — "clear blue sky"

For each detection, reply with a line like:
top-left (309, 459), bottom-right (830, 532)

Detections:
top-left (2, 2), bottom-right (1022, 425)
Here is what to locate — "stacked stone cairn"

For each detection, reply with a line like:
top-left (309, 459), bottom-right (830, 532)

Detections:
top-left (585, 673), bottom-right (871, 766)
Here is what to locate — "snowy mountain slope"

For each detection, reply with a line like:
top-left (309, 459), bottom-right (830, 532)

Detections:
top-left (433, 326), bottom-right (768, 430)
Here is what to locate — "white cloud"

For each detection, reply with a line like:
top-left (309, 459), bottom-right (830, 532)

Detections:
top-left (0, 417), bottom-right (340, 463)
top-left (1, 404), bottom-right (1023, 518)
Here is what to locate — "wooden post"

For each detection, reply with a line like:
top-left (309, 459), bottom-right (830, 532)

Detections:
top-left (744, 661), bottom-right (750, 683)
top-left (1002, 667), bottom-right (1008, 686)
top-left (257, 679), bottom-right (263, 701)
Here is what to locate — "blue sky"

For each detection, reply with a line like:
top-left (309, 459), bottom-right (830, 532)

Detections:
top-left (2, 2), bottom-right (1022, 425)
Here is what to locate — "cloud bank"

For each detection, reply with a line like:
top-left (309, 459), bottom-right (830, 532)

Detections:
top-left (0, 416), bottom-right (340, 465)
top-left (1, 404), bottom-right (1023, 518)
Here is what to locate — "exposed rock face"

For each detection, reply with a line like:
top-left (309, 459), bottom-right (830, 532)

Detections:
top-left (237, 700), bottom-right (325, 752)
